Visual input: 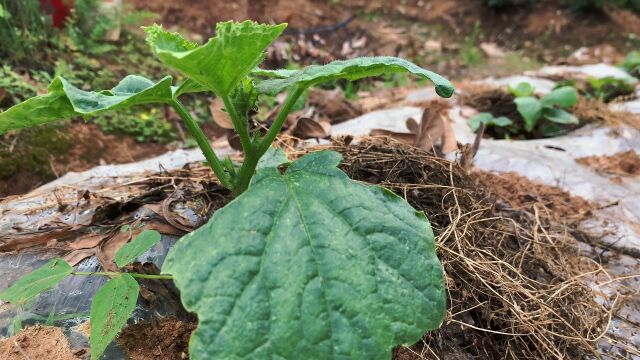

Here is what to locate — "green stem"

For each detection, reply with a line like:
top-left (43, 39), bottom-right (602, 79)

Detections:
top-left (72, 271), bottom-right (173, 280)
top-left (221, 95), bottom-right (253, 155)
top-left (232, 86), bottom-right (305, 195)
top-left (170, 98), bottom-right (233, 190)
top-left (257, 86), bottom-right (305, 156)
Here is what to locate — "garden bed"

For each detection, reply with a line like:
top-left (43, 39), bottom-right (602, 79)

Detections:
top-left (0, 138), bottom-right (625, 359)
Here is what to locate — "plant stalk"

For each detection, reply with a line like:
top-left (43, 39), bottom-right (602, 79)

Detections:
top-left (232, 86), bottom-right (305, 194)
top-left (257, 86), bottom-right (305, 156)
top-left (170, 98), bottom-right (233, 190)
top-left (72, 271), bottom-right (173, 280)
top-left (221, 95), bottom-right (254, 155)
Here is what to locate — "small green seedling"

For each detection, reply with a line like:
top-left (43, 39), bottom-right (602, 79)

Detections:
top-left (469, 82), bottom-right (579, 138)
top-left (0, 230), bottom-right (165, 360)
top-left (585, 76), bottom-right (635, 103)
top-left (622, 50), bottom-right (640, 79)
top-left (0, 21), bottom-right (453, 359)
top-left (468, 112), bottom-right (513, 132)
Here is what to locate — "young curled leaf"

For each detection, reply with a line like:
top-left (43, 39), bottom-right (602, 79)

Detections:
top-left (230, 78), bottom-right (259, 117)
top-left (255, 57), bottom-right (455, 98)
top-left (0, 75), bottom-right (174, 134)
top-left (507, 82), bottom-right (535, 97)
top-left (163, 151), bottom-right (445, 360)
top-left (145, 21), bottom-right (287, 96)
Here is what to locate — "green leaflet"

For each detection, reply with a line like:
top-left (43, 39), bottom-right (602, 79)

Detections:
top-left (90, 274), bottom-right (139, 360)
top-left (256, 146), bottom-right (290, 169)
top-left (255, 57), bottom-right (455, 98)
top-left (0, 259), bottom-right (73, 305)
top-left (541, 86), bottom-right (578, 108)
top-left (508, 82), bottom-right (535, 97)
top-left (514, 96), bottom-right (543, 131)
top-left (542, 107), bottom-right (578, 125)
top-left (0, 75), bottom-right (173, 134)
top-left (145, 21), bottom-right (287, 96)
top-left (163, 151), bottom-right (446, 360)
top-left (115, 230), bottom-right (162, 268)
top-left (468, 112), bottom-right (512, 132)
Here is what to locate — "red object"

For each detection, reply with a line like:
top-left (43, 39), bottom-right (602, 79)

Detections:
top-left (39, 0), bottom-right (72, 28)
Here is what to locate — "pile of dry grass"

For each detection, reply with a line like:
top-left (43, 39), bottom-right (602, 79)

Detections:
top-left (315, 138), bottom-right (611, 360)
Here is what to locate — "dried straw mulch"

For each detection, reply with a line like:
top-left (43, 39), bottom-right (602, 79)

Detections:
top-left (318, 138), bottom-right (612, 360)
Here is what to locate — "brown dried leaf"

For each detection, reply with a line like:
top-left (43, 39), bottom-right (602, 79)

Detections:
top-left (292, 117), bottom-right (330, 138)
top-left (415, 101), bottom-right (457, 154)
top-left (64, 249), bottom-right (96, 266)
top-left (406, 118), bottom-right (419, 134)
top-left (370, 129), bottom-right (416, 145)
top-left (97, 230), bottom-right (134, 272)
top-left (68, 233), bottom-right (105, 250)
top-left (209, 98), bottom-right (234, 129)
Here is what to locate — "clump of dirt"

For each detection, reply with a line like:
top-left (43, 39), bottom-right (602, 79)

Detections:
top-left (576, 150), bottom-right (640, 176)
top-left (474, 170), bottom-right (594, 224)
top-left (0, 325), bottom-right (83, 360)
top-left (315, 137), bottom-right (609, 359)
top-left (117, 317), bottom-right (196, 360)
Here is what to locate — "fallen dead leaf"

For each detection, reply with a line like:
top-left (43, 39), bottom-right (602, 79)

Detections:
top-left (64, 249), bottom-right (96, 266)
top-left (209, 98), bottom-right (234, 129)
top-left (292, 117), bottom-right (330, 138)
top-left (370, 100), bottom-right (457, 155)
top-left (370, 129), bottom-right (415, 145)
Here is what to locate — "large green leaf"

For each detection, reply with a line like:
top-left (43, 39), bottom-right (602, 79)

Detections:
top-left (163, 151), bottom-right (446, 360)
top-left (0, 259), bottom-right (73, 305)
top-left (541, 86), bottom-right (578, 108)
top-left (90, 274), bottom-right (139, 360)
top-left (255, 57), bottom-right (455, 98)
top-left (115, 230), bottom-right (162, 268)
top-left (0, 75), bottom-right (173, 134)
top-left (145, 21), bottom-right (287, 96)
top-left (514, 96), bottom-right (543, 131)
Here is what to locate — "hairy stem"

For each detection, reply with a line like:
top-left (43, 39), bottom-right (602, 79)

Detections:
top-left (170, 99), bottom-right (233, 190)
top-left (221, 95), bottom-right (253, 154)
top-left (72, 271), bottom-right (173, 280)
top-left (232, 86), bottom-right (305, 194)
top-left (257, 86), bottom-right (305, 156)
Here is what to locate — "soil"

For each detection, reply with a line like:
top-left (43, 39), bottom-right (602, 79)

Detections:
top-left (0, 325), bottom-right (83, 360)
top-left (474, 170), bottom-right (595, 224)
top-left (0, 122), bottom-right (169, 198)
top-left (576, 150), bottom-right (640, 176)
top-left (130, 0), bottom-right (640, 77)
top-left (117, 317), bottom-right (196, 360)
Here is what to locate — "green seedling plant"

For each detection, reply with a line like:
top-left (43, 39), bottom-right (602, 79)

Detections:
top-left (468, 82), bottom-right (580, 138)
top-left (512, 83), bottom-right (579, 134)
top-left (623, 50), bottom-right (640, 78)
top-left (0, 21), bottom-right (453, 359)
top-left (467, 112), bottom-right (513, 132)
